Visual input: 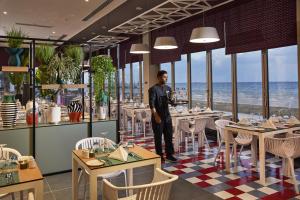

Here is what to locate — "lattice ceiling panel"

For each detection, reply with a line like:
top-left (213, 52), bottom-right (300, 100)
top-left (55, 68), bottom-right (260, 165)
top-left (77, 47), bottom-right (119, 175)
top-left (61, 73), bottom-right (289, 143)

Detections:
top-left (87, 35), bottom-right (129, 50)
top-left (109, 0), bottom-right (234, 34)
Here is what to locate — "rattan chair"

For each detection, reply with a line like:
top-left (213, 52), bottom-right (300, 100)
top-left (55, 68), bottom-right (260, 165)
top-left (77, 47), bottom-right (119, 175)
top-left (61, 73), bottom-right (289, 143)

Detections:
top-left (265, 134), bottom-right (300, 193)
top-left (102, 168), bottom-right (178, 200)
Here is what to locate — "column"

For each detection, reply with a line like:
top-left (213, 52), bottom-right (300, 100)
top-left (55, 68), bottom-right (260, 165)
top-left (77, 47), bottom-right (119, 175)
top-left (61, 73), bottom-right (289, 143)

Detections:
top-left (262, 50), bottom-right (269, 118)
top-left (130, 63), bottom-right (133, 100)
top-left (206, 51), bottom-right (213, 109)
top-left (143, 33), bottom-right (160, 104)
top-left (187, 54), bottom-right (192, 109)
top-left (231, 54), bottom-right (238, 122)
top-left (139, 61), bottom-right (143, 102)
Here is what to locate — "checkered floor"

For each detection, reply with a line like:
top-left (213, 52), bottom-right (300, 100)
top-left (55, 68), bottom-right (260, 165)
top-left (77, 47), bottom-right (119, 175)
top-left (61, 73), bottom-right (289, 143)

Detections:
top-left (121, 126), bottom-right (300, 200)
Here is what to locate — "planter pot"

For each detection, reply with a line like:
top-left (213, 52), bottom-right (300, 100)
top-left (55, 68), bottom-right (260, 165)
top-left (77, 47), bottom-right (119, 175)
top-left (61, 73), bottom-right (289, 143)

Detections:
top-left (25, 101), bottom-right (39, 125)
top-left (1, 95), bottom-right (17, 127)
top-left (68, 101), bottom-right (82, 122)
top-left (99, 106), bottom-right (107, 120)
top-left (5, 48), bottom-right (24, 66)
top-left (47, 105), bottom-right (61, 124)
top-left (68, 112), bottom-right (82, 122)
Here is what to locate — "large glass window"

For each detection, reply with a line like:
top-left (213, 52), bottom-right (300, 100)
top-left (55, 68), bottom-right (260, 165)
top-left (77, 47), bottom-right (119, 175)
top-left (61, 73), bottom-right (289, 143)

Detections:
top-left (212, 48), bottom-right (232, 113)
top-left (124, 64), bottom-right (130, 99)
top-left (132, 62), bottom-right (140, 101)
top-left (175, 55), bottom-right (187, 97)
top-left (268, 45), bottom-right (298, 117)
top-left (237, 51), bottom-right (262, 119)
top-left (191, 52), bottom-right (207, 107)
top-left (160, 62), bottom-right (172, 85)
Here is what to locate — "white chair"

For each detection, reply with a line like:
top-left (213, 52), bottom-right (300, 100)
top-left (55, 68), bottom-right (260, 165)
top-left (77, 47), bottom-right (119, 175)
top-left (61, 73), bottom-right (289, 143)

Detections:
top-left (214, 120), bottom-right (253, 168)
top-left (0, 147), bottom-right (22, 200)
top-left (102, 168), bottom-right (178, 200)
top-left (265, 134), bottom-right (300, 193)
top-left (75, 137), bottom-right (128, 199)
top-left (178, 118), bottom-right (210, 152)
top-left (135, 110), bottom-right (152, 138)
top-left (27, 192), bottom-right (34, 200)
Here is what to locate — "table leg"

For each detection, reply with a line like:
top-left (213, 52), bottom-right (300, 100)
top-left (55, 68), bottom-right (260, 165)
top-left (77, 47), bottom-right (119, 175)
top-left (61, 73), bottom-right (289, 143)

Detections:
top-left (72, 157), bottom-right (78, 200)
top-left (225, 129), bottom-right (231, 173)
top-left (127, 168), bottom-right (133, 195)
top-left (89, 173), bottom-right (98, 200)
top-left (259, 134), bottom-right (266, 185)
top-left (251, 137), bottom-right (257, 167)
top-left (34, 180), bottom-right (44, 200)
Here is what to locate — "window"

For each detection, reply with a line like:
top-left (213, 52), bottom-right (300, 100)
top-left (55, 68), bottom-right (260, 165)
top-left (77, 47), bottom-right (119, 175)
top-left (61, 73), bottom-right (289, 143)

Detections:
top-left (160, 62), bottom-right (172, 85)
top-left (132, 62), bottom-right (140, 101)
top-left (191, 51), bottom-right (207, 107)
top-left (268, 45), bottom-right (298, 117)
top-left (175, 55), bottom-right (187, 99)
top-left (124, 64), bottom-right (130, 99)
top-left (237, 51), bottom-right (262, 119)
top-left (212, 48), bottom-right (232, 113)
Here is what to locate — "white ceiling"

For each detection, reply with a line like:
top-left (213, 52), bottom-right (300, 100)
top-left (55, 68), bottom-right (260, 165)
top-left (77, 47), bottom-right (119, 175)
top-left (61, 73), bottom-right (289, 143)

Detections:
top-left (0, 0), bottom-right (126, 40)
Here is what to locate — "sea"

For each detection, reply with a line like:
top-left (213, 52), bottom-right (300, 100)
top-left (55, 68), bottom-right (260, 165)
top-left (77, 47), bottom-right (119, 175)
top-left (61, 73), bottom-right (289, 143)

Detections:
top-left (128, 82), bottom-right (298, 109)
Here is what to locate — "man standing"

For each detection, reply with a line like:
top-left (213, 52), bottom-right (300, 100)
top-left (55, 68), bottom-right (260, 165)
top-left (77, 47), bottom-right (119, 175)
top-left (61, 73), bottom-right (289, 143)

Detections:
top-left (148, 70), bottom-right (177, 162)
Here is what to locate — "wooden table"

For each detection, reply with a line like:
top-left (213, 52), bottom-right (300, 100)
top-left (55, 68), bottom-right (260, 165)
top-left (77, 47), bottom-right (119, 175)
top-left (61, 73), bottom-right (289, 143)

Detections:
top-left (72, 145), bottom-right (161, 200)
top-left (0, 161), bottom-right (44, 199)
top-left (224, 125), bottom-right (300, 185)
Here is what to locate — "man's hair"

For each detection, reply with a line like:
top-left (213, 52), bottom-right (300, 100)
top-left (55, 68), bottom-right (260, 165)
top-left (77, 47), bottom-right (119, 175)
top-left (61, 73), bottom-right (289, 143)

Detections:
top-left (157, 70), bottom-right (168, 78)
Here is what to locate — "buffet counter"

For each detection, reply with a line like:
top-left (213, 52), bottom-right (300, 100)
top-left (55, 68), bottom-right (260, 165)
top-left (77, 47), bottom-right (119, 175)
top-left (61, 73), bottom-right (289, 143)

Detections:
top-left (0, 119), bottom-right (117, 174)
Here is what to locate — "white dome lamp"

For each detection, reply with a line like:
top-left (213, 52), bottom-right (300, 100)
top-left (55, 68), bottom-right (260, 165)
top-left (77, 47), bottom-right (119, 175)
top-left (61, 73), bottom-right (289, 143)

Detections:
top-left (190, 27), bottom-right (220, 43)
top-left (154, 36), bottom-right (178, 50)
top-left (130, 43), bottom-right (150, 54)
top-left (190, 12), bottom-right (220, 44)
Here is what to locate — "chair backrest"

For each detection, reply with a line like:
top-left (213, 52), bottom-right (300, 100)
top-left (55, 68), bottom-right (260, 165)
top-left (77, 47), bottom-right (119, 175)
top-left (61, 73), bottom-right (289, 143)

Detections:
top-left (178, 119), bottom-right (191, 133)
top-left (75, 137), bottom-right (115, 150)
top-left (1, 147), bottom-right (22, 160)
top-left (194, 118), bottom-right (208, 133)
top-left (265, 135), bottom-right (300, 158)
top-left (28, 192), bottom-right (34, 200)
top-left (215, 119), bottom-right (232, 139)
top-left (102, 168), bottom-right (178, 200)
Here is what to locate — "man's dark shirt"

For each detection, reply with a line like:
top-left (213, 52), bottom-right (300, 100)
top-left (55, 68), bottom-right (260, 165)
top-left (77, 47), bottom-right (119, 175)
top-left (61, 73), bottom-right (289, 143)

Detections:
top-left (148, 84), bottom-right (173, 122)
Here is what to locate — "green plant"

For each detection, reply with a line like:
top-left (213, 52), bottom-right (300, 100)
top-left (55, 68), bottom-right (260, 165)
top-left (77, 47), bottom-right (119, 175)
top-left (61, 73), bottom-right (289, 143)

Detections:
top-left (91, 55), bottom-right (115, 105)
top-left (36, 44), bottom-right (55, 65)
top-left (6, 27), bottom-right (26, 48)
top-left (64, 45), bottom-right (83, 83)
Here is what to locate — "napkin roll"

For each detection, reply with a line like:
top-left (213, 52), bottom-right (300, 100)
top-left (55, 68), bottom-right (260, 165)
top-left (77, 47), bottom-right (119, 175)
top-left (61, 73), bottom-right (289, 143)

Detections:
top-left (261, 119), bottom-right (277, 129)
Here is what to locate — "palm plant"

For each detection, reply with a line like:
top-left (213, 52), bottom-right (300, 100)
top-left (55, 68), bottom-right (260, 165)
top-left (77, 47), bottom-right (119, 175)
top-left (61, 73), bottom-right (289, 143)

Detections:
top-left (6, 27), bottom-right (26, 48)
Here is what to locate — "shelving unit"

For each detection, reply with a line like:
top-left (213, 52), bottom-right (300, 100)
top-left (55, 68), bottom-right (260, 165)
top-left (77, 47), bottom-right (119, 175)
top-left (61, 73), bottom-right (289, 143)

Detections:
top-left (1, 66), bottom-right (28, 72)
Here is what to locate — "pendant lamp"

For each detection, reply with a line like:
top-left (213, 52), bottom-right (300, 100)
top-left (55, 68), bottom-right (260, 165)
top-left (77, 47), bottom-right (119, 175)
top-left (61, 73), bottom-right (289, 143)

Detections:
top-left (154, 36), bottom-right (178, 50)
top-left (190, 27), bottom-right (220, 43)
top-left (130, 43), bottom-right (150, 54)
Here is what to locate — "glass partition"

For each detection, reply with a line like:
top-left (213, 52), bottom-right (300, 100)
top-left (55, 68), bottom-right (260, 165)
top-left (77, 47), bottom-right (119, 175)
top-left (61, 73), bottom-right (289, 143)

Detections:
top-left (212, 48), bottom-right (232, 113)
top-left (191, 51), bottom-right (207, 107)
top-left (268, 45), bottom-right (298, 117)
top-left (237, 51), bottom-right (262, 119)
top-left (175, 55), bottom-right (187, 97)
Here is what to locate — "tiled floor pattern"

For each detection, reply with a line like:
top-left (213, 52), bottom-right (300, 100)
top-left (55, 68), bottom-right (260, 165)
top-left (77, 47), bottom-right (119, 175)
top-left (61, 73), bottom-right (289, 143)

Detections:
top-left (122, 127), bottom-right (300, 200)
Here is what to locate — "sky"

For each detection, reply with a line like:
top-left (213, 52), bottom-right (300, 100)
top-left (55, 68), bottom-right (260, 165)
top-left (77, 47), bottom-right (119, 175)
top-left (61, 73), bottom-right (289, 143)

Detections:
top-left (125, 45), bottom-right (297, 84)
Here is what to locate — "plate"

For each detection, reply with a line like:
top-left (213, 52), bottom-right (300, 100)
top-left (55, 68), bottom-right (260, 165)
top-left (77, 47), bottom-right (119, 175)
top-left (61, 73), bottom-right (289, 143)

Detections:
top-left (86, 159), bottom-right (105, 167)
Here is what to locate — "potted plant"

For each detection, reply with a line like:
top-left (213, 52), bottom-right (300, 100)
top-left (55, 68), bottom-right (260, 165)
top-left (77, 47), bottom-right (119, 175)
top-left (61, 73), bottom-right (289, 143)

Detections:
top-left (64, 45), bottom-right (84, 84)
top-left (91, 55), bottom-right (115, 120)
top-left (5, 27), bottom-right (26, 66)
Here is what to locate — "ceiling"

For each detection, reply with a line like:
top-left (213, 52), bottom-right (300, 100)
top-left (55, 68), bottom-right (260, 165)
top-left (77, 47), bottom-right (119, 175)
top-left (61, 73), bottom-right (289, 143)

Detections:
top-left (0, 0), bottom-right (235, 48)
top-left (0, 0), bottom-right (126, 40)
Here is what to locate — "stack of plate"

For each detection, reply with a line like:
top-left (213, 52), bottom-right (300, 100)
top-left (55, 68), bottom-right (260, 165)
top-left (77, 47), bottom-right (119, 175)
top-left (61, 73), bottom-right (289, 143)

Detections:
top-left (1, 102), bottom-right (17, 127)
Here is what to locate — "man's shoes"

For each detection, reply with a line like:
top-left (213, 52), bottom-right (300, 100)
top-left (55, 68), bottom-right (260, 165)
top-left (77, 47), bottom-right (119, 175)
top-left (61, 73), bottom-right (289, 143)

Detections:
top-left (166, 155), bottom-right (177, 163)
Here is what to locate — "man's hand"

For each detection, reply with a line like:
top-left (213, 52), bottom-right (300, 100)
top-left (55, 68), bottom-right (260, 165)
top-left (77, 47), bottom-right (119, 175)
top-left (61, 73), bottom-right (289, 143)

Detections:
top-left (154, 112), bottom-right (161, 124)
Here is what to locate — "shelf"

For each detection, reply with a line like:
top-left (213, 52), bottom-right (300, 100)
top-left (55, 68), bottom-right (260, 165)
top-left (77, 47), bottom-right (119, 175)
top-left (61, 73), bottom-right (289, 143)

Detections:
top-left (41, 84), bottom-right (88, 90)
top-left (1, 66), bottom-right (28, 72)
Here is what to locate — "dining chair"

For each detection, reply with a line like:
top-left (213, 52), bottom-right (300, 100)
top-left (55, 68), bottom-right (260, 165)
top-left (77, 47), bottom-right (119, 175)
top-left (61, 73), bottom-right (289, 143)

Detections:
top-left (102, 168), bottom-right (178, 200)
top-left (135, 110), bottom-right (152, 138)
top-left (0, 147), bottom-right (22, 200)
top-left (178, 118), bottom-right (210, 152)
top-left (75, 137), bottom-right (127, 200)
top-left (265, 134), bottom-right (300, 193)
top-left (214, 120), bottom-right (253, 168)
top-left (27, 192), bottom-right (34, 200)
